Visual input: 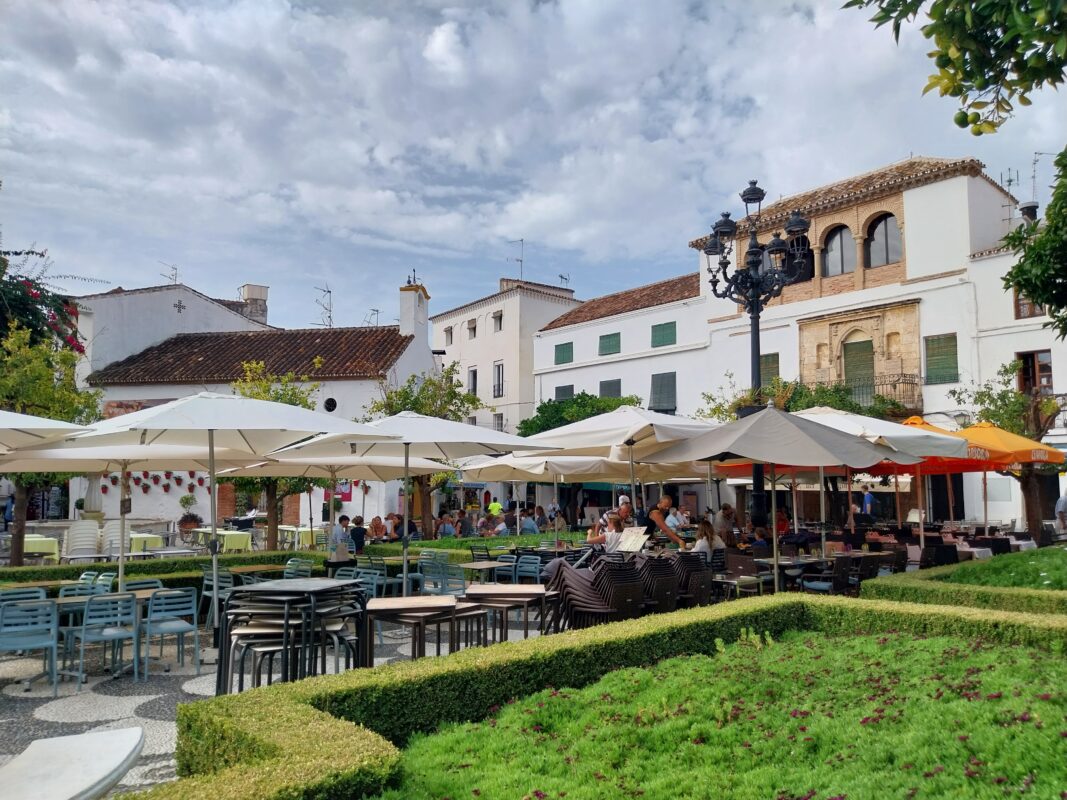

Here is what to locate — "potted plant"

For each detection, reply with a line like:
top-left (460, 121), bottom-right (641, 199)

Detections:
top-left (101, 484), bottom-right (109, 495)
top-left (74, 497), bottom-right (85, 518)
top-left (109, 474), bottom-right (119, 486)
top-left (151, 474), bottom-right (160, 485)
top-left (162, 483), bottom-right (171, 493)
top-left (141, 483), bottom-right (150, 494)
top-left (174, 476), bottom-right (183, 486)
top-left (178, 494), bottom-right (201, 533)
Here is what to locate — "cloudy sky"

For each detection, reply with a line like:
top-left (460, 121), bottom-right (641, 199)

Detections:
top-left (2, 0), bottom-right (1064, 329)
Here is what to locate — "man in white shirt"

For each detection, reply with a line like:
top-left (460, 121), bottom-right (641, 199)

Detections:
top-left (712, 504), bottom-right (736, 538)
top-left (326, 515), bottom-right (354, 576)
top-left (593, 496), bottom-right (634, 535)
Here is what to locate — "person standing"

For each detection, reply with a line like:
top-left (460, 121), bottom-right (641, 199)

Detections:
top-left (862, 484), bottom-right (876, 516)
top-left (488, 496), bottom-right (503, 517)
top-left (350, 515), bottom-right (367, 555)
top-left (712, 504), bottom-right (736, 539)
top-left (644, 495), bottom-right (686, 547)
top-left (594, 495), bottom-right (634, 534)
top-left (0, 476), bottom-right (13, 531)
top-left (456, 509), bottom-right (474, 538)
top-left (326, 515), bottom-right (355, 577)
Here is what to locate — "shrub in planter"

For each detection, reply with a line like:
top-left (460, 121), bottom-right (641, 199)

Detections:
top-left (179, 512), bottom-right (203, 529)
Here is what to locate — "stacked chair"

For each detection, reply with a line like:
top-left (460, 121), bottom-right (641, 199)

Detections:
top-left (636, 555), bottom-right (679, 613)
top-left (671, 552), bottom-right (714, 607)
top-left (545, 559), bottom-right (645, 631)
top-left (61, 521), bottom-right (102, 563)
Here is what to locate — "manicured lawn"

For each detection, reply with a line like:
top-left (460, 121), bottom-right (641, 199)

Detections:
top-left (375, 631), bottom-right (1067, 800)
top-left (942, 546), bottom-right (1067, 591)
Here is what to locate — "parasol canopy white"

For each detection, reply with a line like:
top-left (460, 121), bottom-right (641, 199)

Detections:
top-left (793, 406), bottom-right (969, 458)
top-left (460, 453), bottom-right (705, 483)
top-left (218, 454), bottom-right (446, 481)
top-left (0, 409), bottom-right (87, 451)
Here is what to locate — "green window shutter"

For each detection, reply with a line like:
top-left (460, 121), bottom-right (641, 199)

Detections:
top-left (650, 322), bottom-right (676, 348)
top-left (759, 353), bottom-right (779, 387)
top-left (598, 332), bottom-right (621, 356)
top-left (925, 334), bottom-right (958, 384)
top-left (649, 372), bottom-right (677, 413)
top-left (554, 342), bottom-right (573, 365)
top-left (842, 340), bottom-right (874, 382)
top-left (599, 379), bottom-right (622, 398)
top-left (554, 384), bottom-right (574, 401)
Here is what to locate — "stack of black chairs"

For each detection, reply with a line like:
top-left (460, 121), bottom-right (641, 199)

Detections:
top-left (544, 558), bottom-right (645, 631)
top-left (671, 551), bottom-right (714, 607)
top-left (636, 555), bottom-right (679, 613)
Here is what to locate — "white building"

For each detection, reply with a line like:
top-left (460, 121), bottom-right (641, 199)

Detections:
top-left (430, 278), bottom-right (580, 433)
top-left (533, 156), bottom-right (1067, 525)
top-left (79, 281), bottom-right (437, 524)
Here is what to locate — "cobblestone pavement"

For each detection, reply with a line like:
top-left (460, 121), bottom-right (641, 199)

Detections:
top-left (0, 616), bottom-right (540, 795)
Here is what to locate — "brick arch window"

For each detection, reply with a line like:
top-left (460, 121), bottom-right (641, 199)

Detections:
top-left (865, 213), bottom-right (902, 268)
top-left (822, 226), bottom-right (856, 277)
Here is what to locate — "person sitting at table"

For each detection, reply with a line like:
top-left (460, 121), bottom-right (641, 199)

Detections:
top-left (665, 507), bottom-right (684, 533)
top-left (775, 508), bottom-right (790, 537)
top-left (750, 526), bottom-right (770, 552)
top-left (455, 509), bottom-right (474, 537)
top-left (534, 505), bottom-right (549, 530)
top-left (350, 515), bottom-right (367, 554)
top-left (586, 513), bottom-right (625, 552)
top-left (645, 495), bottom-right (686, 547)
top-left (593, 495), bottom-right (634, 535)
top-left (368, 516), bottom-right (386, 542)
top-left (436, 513), bottom-right (457, 538)
top-left (721, 526), bottom-right (738, 548)
top-left (384, 514), bottom-right (402, 541)
top-left (519, 508), bottom-right (540, 535)
top-left (493, 515), bottom-right (509, 536)
top-left (691, 519), bottom-right (725, 557)
top-left (326, 515), bottom-right (356, 577)
top-left (478, 514), bottom-right (496, 537)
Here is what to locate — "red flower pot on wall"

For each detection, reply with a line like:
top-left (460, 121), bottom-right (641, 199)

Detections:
top-left (188, 485), bottom-right (195, 494)
top-left (141, 484), bottom-right (150, 494)
top-left (101, 484), bottom-right (109, 495)
top-left (109, 475), bottom-right (119, 486)
top-left (151, 475), bottom-right (160, 485)
top-left (142, 471), bottom-right (150, 480)
top-left (197, 477), bottom-right (204, 486)
top-left (174, 476), bottom-right (183, 486)
top-left (132, 476), bottom-right (142, 486)
top-left (163, 484), bottom-right (171, 493)
top-left (188, 471), bottom-right (196, 479)
top-left (164, 471), bottom-right (172, 479)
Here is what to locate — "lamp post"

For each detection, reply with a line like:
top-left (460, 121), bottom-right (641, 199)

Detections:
top-left (702, 180), bottom-right (810, 528)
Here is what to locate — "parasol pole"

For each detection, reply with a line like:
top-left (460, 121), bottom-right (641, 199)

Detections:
top-left (402, 442), bottom-right (411, 597)
top-left (770, 464), bottom-right (779, 593)
top-left (947, 472), bottom-right (956, 524)
top-left (706, 463), bottom-right (714, 519)
top-left (818, 466), bottom-right (826, 556)
top-left (117, 461), bottom-right (129, 592)
top-left (209, 430), bottom-right (220, 630)
top-left (627, 440), bottom-right (638, 519)
top-left (791, 474), bottom-right (799, 536)
top-left (982, 470), bottom-right (989, 534)
top-left (917, 464), bottom-right (925, 550)
top-left (894, 472), bottom-right (902, 528)
top-left (846, 466), bottom-right (855, 536)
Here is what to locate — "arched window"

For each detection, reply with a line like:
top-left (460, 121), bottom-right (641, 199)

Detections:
top-left (822, 226), bottom-right (856, 277)
top-left (866, 213), bottom-right (902, 268)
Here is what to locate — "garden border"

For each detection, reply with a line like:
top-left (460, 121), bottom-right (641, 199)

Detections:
top-left (125, 595), bottom-right (1067, 800)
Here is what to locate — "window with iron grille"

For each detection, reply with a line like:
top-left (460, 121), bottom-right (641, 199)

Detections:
top-left (598, 332), bottom-right (621, 356)
top-left (554, 342), bottom-right (573, 364)
top-left (599, 379), bottom-right (622, 398)
top-left (924, 334), bottom-right (959, 384)
top-left (555, 384), bottom-right (574, 401)
top-left (651, 322), bottom-right (676, 348)
top-left (649, 372), bottom-right (676, 413)
top-left (493, 413), bottom-right (504, 431)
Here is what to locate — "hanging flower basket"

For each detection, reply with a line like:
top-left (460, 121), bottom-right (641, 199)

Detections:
top-left (206, 486), bottom-right (212, 495)
top-left (132, 476), bottom-right (142, 486)
top-left (164, 471), bottom-right (172, 479)
top-left (142, 471), bottom-right (150, 480)
top-left (100, 484), bottom-right (109, 495)
top-left (174, 476), bottom-right (183, 486)
top-left (188, 485), bottom-right (196, 494)
top-left (109, 475), bottom-right (119, 486)
top-left (125, 471), bottom-right (132, 478)
top-left (141, 484), bottom-right (150, 494)
top-left (162, 483), bottom-right (171, 493)
top-left (151, 474), bottom-right (161, 485)
top-left (188, 471), bottom-right (196, 479)
top-left (197, 477), bottom-right (205, 486)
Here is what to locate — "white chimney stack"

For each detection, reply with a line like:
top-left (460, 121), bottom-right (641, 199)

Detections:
top-left (398, 281), bottom-right (430, 338)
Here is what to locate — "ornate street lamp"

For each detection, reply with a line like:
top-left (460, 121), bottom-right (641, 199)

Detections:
top-left (702, 180), bottom-right (810, 527)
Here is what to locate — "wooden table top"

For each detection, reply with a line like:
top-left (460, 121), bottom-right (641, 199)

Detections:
top-left (465, 583), bottom-right (546, 596)
top-left (458, 560), bottom-right (505, 570)
top-left (2, 579), bottom-right (80, 589)
top-left (53, 588), bottom-right (158, 607)
top-left (367, 595), bottom-right (456, 613)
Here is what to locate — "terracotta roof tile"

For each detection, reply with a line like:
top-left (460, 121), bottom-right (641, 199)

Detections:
top-left (88, 326), bottom-right (413, 386)
top-left (689, 156), bottom-right (1010, 248)
top-left (540, 273), bottom-right (700, 331)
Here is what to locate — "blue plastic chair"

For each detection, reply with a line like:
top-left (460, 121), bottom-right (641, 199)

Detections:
top-left (66, 593), bottom-right (140, 688)
top-left (283, 563), bottom-right (312, 579)
top-left (515, 555), bottom-right (543, 584)
top-left (493, 554), bottom-right (517, 583)
top-left (332, 566), bottom-right (359, 580)
top-left (0, 599), bottom-right (58, 696)
top-left (200, 567), bottom-right (235, 627)
top-left (57, 583), bottom-right (98, 641)
top-left (124, 578), bottom-right (164, 590)
top-left (77, 571), bottom-right (99, 585)
top-left (143, 588), bottom-right (200, 677)
top-left (94, 573), bottom-right (117, 592)
top-left (0, 587), bottom-right (47, 604)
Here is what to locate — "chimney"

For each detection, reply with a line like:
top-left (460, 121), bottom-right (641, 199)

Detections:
top-left (1018, 200), bottom-right (1039, 224)
top-left (398, 281), bottom-right (430, 337)
top-left (238, 284), bottom-right (269, 324)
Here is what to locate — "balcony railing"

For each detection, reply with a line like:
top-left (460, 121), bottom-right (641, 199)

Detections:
top-left (492, 383), bottom-right (505, 399)
top-left (802, 373), bottom-right (923, 413)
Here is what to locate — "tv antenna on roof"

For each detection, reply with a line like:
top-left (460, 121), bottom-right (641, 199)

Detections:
top-left (1000, 168), bottom-right (1020, 223)
top-left (363, 308), bottom-right (380, 326)
top-left (313, 284), bottom-right (333, 328)
top-left (158, 261), bottom-right (179, 284)
top-left (508, 238), bottom-right (524, 280)
top-left (558, 273), bottom-right (570, 288)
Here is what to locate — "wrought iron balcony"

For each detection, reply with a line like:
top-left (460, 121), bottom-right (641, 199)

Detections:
top-left (802, 373), bottom-right (923, 414)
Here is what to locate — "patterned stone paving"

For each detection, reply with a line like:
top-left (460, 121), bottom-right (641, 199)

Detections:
top-left (0, 616), bottom-right (539, 795)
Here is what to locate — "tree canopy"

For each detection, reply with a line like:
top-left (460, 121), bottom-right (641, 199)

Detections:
top-left (516, 392), bottom-right (642, 436)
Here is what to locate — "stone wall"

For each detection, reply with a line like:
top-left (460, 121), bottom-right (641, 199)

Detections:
top-left (798, 300), bottom-right (920, 385)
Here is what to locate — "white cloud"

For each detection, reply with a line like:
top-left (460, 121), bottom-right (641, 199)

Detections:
top-left (0, 0), bottom-right (1063, 327)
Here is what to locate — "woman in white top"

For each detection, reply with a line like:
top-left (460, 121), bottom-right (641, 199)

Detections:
top-left (691, 520), bottom-right (725, 556)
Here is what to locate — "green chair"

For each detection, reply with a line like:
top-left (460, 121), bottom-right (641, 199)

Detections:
top-left (283, 562), bottom-right (312, 579)
top-left (124, 578), bottom-right (164, 591)
top-left (94, 573), bottom-right (117, 592)
top-left (0, 587), bottom-right (46, 604)
top-left (66, 593), bottom-right (140, 688)
top-left (77, 571), bottom-right (99, 585)
top-left (0, 599), bottom-right (58, 696)
top-left (493, 554), bottom-right (517, 583)
top-left (332, 566), bottom-right (359, 580)
top-left (143, 588), bottom-right (200, 678)
top-left (200, 567), bottom-right (235, 627)
top-left (367, 556), bottom-right (403, 596)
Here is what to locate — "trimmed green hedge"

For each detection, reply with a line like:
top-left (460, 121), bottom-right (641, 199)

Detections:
top-left (0, 551), bottom-right (327, 587)
top-left (125, 595), bottom-right (1067, 800)
top-left (861, 563), bottom-right (1067, 615)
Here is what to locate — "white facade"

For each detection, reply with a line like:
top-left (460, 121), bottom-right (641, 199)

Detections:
top-left (431, 279), bottom-right (580, 432)
top-left (75, 284), bottom-right (270, 387)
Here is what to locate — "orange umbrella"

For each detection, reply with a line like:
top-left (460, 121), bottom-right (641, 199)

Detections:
top-left (958, 421), bottom-right (1064, 467)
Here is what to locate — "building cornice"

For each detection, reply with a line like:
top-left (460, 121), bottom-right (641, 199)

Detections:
top-left (430, 285), bottom-right (579, 323)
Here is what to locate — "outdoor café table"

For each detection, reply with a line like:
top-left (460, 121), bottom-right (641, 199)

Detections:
top-left (1, 578), bottom-right (79, 590)
top-left (217, 578), bottom-right (362, 693)
top-left (53, 588), bottom-right (158, 610)
top-left (957, 544), bottom-right (993, 560)
top-left (463, 583), bottom-right (547, 640)
top-left (23, 534), bottom-right (60, 563)
top-left (130, 533), bottom-right (164, 553)
top-left (363, 595), bottom-right (456, 667)
top-left (1011, 538), bottom-right (1038, 552)
top-left (278, 526), bottom-right (316, 549)
top-left (147, 547), bottom-right (198, 558)
top-left (458, 560), bottom-right (505, 583)
top-left (193, 528), bottom-right (252, 553)
top-left (712, 574), bottom-right (762, 599)
top-left (229, 564), bottom-right (287, 576)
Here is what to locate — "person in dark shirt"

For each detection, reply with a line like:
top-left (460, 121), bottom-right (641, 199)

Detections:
top-left (349, 515), bottom-right (367, 555)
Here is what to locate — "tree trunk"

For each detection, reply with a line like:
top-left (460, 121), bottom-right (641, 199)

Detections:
top-left (1016, 467), bottom-right (1045, 544)
top-left (9, 483), bottom-right (29, 567)
top-left (265, 480), bottom-right (279, 550)
top-left (416, 476), bottom-right (434, 539)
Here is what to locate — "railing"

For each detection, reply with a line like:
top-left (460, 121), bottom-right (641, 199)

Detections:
top-left (492, 383), bottom-right (505, 398)
top-left (803, 373), bottom-right (923, 412)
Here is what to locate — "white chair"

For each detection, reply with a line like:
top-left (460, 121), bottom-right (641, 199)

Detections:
top-left (101, 520), bottom-right (130, 558)
top-left (62, 520), bottom-right (101, 563)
